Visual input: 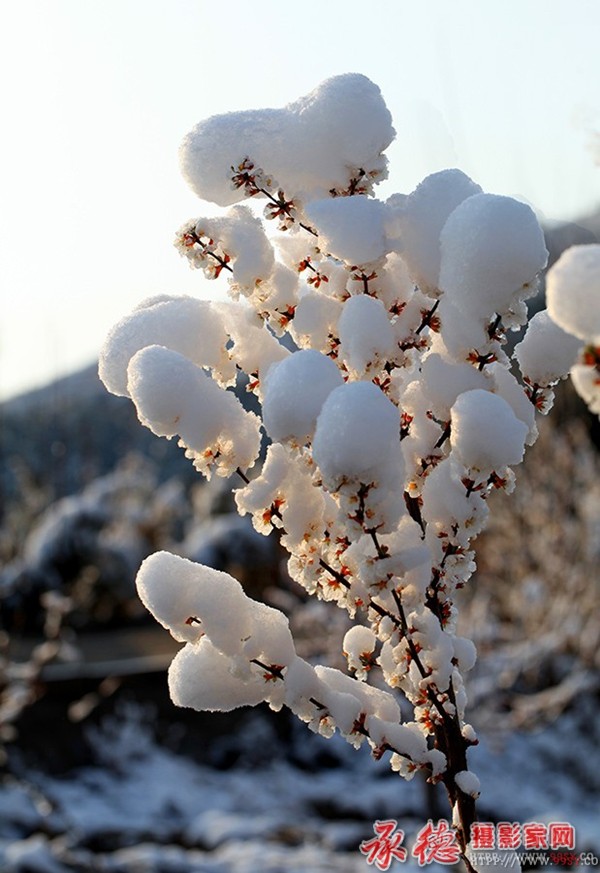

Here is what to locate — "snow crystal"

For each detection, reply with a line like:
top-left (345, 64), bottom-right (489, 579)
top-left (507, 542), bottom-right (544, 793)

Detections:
top-left (546, 244), bottom-right (600, 342)
top-left (312, 381), bottom-right (402, 486)
top-left (262, 349), bottom-right (343, 444)
top-left (180, 74), bottom-right (394, 205)
top-left (304, 196), bottom-right (388, 266)
top-left (450, 389), bottom-right (528, 472)
top-left (439, 193), bottom-right (548, 321)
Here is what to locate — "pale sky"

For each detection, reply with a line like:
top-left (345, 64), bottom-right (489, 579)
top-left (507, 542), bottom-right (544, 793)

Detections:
top-left (1, 0), bottom-right (599, 400)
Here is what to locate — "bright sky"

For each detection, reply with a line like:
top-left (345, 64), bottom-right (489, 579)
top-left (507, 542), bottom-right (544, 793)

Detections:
top-left (1, 0), bottom-right (598, 401)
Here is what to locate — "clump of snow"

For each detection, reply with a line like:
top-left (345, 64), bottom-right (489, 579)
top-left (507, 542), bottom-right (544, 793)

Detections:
top-left (176, 205), bottom-right (275, 289)
top-left (169, 639), bottom-right (268, 712)
top-left (420, 353), bottom-right (489, 419)
top-left (450, 389), bottom-right (528, 472)
top-left (215, 301), bottom-right (289, 383)
top-left (338, 294), bottom-right (395, 374)
top-left (398, 169), bottom-right (482, 295)
top-left (571, 364), bottom-right (600, 415)
top-left (440, 193), bottom-right (548, 322)
top-left (304, 196), bottom-right (388, 266)
top-left (514, 310), bottom-right (582, 386)
top-left (262, 350), bottom-right (343, 444)
top-left (127, 345), bottom-right (261, 477)
top-left (136, 550), bottom-right (252, 647)
top-left (312, 382), bottom-right (402, 486)
top-left (343, 625), bottom-right (377, 680)
top-left (546, 244), bottom-right (600, 342)
top-left (180, 74), bottom-right (395, 205)
top-left (454, 769), bottom-right (481, 798)
top-left (291, 290), bottom-right (343, 351)
top-left (99, 296), bottom-right (232, 397)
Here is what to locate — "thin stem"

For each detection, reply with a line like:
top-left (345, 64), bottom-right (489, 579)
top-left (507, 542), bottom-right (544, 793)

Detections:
top-left (318, 558), bottom-right (350, 589)
top-left (434, 422), bottom-right (451, 450)
top-left (206, 250), bottom-right (233, 273)
top-left (256, 186), bottom-right (318, 236)
top-left (416, 299), bottom-right (440, 335)
top-left (235, 467), bottom-right (250, 485)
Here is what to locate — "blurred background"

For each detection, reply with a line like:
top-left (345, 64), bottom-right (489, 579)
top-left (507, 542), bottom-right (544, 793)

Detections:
top-left (1, 1), bottom-right (599, 871)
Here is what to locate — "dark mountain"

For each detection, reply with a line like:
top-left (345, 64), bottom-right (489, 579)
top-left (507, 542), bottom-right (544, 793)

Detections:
top-left (0, 363), bottom-right (197, 518)
top-left (544, 206), bottom-right (600, 267)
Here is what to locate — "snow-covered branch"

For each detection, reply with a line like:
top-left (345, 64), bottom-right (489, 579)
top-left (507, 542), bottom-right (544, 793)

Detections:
top-left (99, 74), bottom-right (600, 870)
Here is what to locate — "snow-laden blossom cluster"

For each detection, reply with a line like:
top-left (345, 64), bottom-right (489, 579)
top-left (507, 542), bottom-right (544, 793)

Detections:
top-left (99, 74), bottom-right (598, 864)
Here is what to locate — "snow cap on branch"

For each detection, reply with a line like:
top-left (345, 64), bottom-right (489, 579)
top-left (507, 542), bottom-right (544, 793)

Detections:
top-left (169, 640), bottom-right (269, 712)
top-left (304, 196), bottom-right (388, 266)
top-left (127, 345), bottom-right (261, 477)
top-left (176, 205), bottom-right (275, 289)
top-left (546, 244), bottom-right (600, 342)
top-left (180, 74), bottom-right (395, 205)
top-left (338, 294), bottom-right (395, 374)
top-left (99, 296), bottom-right (232, 397)
top-left (399, 169), bottom-right (483, 296)
top-left (440, 193), bottom-right (548, 321)
top-left (450, 389), bottom-right (528, 472)
top-left (514, 310), bottom-right (582, 386)
top-left (136, 551), bottom-right (253, 647)
top-left (312, 381), bottom-right (403, 486)
top-left (262, 349), bottom-right (344, 444)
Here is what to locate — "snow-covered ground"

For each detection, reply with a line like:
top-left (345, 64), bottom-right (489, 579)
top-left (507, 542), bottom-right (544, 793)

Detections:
top-left (1, 697), bottom-right (598, 872)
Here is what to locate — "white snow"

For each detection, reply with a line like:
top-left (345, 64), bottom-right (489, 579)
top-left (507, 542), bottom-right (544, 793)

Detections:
top-left (338, 294), bottom-right (395, 374)
top-left (304, 196), bottom-right (388, 266)
top-left (514, 310), bottom-right (582, 386)
top-left (455, 769), bottom-right (481, 798)
top-left (180, 74), bottom-right (395, 206)
top-left (398, 168), bottom-right (482, 295)
top-left (439, 193), bottom-right (548, 321)
top-left (450, 389), bottom-right (528, 472)
top-left (312, 381), bottom-right (402, 486)
top-left (546, 244), bottom-right (600, 342)
top-left (169, 639), bottom-right (268, 712)
top-left (99, 295), bottom-right (232, 397)
top-left (127, 345), bottom-right (261, 477)
top-left (261, 349), bottom-right (343, 444)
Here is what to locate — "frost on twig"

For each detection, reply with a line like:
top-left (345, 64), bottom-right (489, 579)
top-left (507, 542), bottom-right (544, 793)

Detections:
top-left (99, 74), bottom-right (599, 868)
